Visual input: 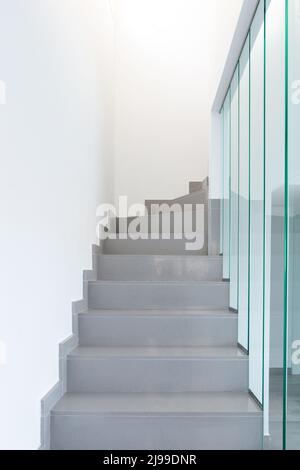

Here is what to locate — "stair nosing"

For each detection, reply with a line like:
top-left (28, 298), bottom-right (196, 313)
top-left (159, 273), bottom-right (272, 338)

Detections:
top-left (98, 254), bottom-right (222, 259)
top-left (51, 392), bottom-right (262, 418)
top-left (88, 280), bottom-right (229, 286)
top-left (68, 357), bottom-right (248, 361)
top-left (67, 347), bottom-right (248, 361)
top-left (51, 410), bottom-right (260, 418)
top-left (78, 309), bottom-right (236, 318)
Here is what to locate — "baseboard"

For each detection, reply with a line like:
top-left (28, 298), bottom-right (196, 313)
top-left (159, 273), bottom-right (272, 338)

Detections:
top-left (40, 382), bottom-right (63, 450)
top-left (248, 389), bottom-right (263, 410)
top-left (39, 244), bottom-right (100, 450)
top-left (238, 343), bottom-right (249, 355)
top-left (229, 307), bottom-right (238, 314)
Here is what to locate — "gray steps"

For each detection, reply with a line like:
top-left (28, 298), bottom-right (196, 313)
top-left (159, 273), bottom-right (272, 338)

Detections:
top-left (103, 239), bottom-right (207, 255)
top-left (190, 179), bottom-right (208, 193)
top-left (47, 196), bottom-right (263, 449)
top-left (97, 255), bottom-right (223, 281)
top-left (78, 309), bottom-right (237, 347)
top-left (66, 346), bottom-right (248, 393)
top-left (51, 392), bottom-right (262, 450)
top-left (88, 281), bottom-right (229, 310)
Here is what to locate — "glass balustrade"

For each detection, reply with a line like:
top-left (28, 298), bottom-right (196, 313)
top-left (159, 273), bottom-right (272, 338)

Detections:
top-left (238, 34), bottom-right (250, 351)
top-left (223, 91), bottom-right (231, 280)
top-left (286, 0), bottom-right (300, 451)
top-left (265, 0), bottom-right (286, 449)
top-left (219, 0), bottom-right (300, 449)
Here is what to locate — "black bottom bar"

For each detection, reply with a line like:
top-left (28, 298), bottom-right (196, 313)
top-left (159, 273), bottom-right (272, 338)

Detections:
top-left (0, 450), bottom-right (296, 466)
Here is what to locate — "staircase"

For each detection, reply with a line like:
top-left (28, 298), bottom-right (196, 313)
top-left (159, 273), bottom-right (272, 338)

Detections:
top-left (49, 183), bottom-right (263, 450)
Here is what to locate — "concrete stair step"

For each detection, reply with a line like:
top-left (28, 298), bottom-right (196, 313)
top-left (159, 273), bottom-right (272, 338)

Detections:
top-left (102, 238), bottom-right (207, 255)
top-left (97, 255), bottom-right (223, 281)
top-left (51, 391), bottom-right (262, 450)
top-left (66, 346), bottom-right (248, 393)
top-left (78, 309), bottom-right (237, 347)
top-left (46, 178), bottom-right (261, 451)
top-left (88, 280), bottom-right (229, 310)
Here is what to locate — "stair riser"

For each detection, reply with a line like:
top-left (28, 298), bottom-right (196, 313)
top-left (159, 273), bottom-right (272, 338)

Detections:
top-left (51, 415), bottom-right (262, 450)
top-left (88, 283), bottom-right (229, 310)
top-left (78, 315), bottom-right (237, 347)
top-left (67, 358), bottom-right (248, 393)
top-left (97, 256), bottom-right (223, 281)
top-left (103, 239), bottom-right (208, 256)
top-left (115, 211), bottom-right (206, 235)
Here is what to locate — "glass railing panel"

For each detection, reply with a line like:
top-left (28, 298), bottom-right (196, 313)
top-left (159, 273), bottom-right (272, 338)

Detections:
top-left (249, 0), bottom-right (265, 404)
top-left (238, 35), bottom-right (250, 350)
top-left (230, 67), bottom-right (239, 311)
top-left (287, 0), bottom-right (300, 450)
top-left (220, 107), bottom-right (224, 255)
top-left (265, 0), bottom-right (286, 450)
top-left (223, 91), bottom-right (231, 280)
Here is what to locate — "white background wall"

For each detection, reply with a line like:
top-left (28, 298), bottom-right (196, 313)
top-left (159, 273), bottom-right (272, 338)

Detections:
top-left (0, 0), bottom-right (244, 450)
top-left (113, 0), bottom-right (243, 207)
top-left (0, 0), bottom-right (115, 449)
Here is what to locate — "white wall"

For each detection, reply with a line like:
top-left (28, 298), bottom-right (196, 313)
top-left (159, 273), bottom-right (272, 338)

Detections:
top-left (113, 0), bottom-right (243, 207)
top-left (0, 0), bottom-right (115, 449)
top-left (0, 0), bottom-right (245, 449)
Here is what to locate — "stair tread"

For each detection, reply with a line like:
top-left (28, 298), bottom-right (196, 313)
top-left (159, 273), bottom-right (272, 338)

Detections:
top-left (79, 309), bottom-right (235, 317)
top-left (69, 346), bottom-right (247, 359)
top-left (52, 392), bottom-right (261, 416)
top-left (98, 255), bottom-right (222, 259)
top-left (89, 280), bottom-right (228, 285)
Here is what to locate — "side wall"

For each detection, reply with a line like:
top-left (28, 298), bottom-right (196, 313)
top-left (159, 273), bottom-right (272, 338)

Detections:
top-left (113, 0), bottom-right (243, 207)
top-left (0, 0), bottom-right (115, 449)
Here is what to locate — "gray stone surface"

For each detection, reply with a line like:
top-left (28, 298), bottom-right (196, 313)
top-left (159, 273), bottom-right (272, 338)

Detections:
top-left (66, 346), bottom-right (248, 393)
top-left (47, 192), bottom-right (263, 450)
top-left (88, 280), bottom-right (229, 310)
top-left (97, 255), bottom-right (223, 281)
top-left (78, 309), bottom-right (237, 347)
top-left (51, 392), bottom-right (262, 450)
